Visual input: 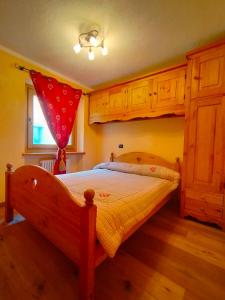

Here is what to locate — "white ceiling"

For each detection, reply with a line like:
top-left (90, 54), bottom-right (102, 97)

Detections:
top-left (0, 0), bottom-right (225, 88)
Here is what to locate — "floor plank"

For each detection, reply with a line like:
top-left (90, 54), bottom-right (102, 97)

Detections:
top-left (0, 202), bottom-right (225, 300)
top-left (141, 222), bottom-right (225, 270)
top-left (124, 232), bottom-right (225, 300)
top-left (96, 251), bottom-right (185, 300)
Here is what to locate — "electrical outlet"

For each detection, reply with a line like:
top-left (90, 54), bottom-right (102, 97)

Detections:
top-left (118, 144), bottom-right (124, 149)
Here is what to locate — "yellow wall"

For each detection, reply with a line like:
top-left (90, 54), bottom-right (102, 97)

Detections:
top-left (99, 117), bottom-right (185, 163)
top-left (0, 48), bottom-right (101, 202)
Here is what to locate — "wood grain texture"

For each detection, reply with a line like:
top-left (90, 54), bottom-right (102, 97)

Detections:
top-left (5, 163), bottom-right (14, 223)
top-left (181, 40), bottom-right (225, 229)
top-left (111, 151), bottom-right (180, 171)
top-left (5, 164), bottom-right (99, 300)
top-left (9, 165), bottom-right (83, 264)
top-left (80, 188), bottom-right (96, 300)
top-left (5, 152), bottom-right (179, 300)
top-left (126, 78), bottom-right (152, 118)
top-left (190, 46), bottom-right (225, 99)
top-left (0, 203), bottom-right (225, 300)
top-left (152, 67), bottom-right (186, 109)
top-left (89, 65), bottom-right (186, 124)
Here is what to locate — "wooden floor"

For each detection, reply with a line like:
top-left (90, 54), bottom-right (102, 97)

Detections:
top-left (0, 202), bottom-right (225, 300)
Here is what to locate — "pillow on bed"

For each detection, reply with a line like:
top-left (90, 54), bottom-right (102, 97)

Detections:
top-left (93, 162), bottom-right (180, 182)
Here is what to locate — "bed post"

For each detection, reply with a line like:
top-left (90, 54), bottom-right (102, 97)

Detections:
top-left (5, 163), bottom-right (14, 222)
top-left (175, 157), bottom-right (181, 205)
top-left (175, 157), bottom-right (181, 173)
top-left (79, 189), bottom-right (97, 300)
top-left (110, 152), bottom-right (114, 162)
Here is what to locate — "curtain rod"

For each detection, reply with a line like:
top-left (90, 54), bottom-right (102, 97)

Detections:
top-left (14, 63), bottom-right (88, 96)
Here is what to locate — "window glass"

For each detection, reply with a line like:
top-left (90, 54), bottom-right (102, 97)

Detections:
top-left (33, 96), bottom-right (55, 144)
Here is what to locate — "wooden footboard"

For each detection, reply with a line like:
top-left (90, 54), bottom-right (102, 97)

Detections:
top-left (5, 153), bottom-right (180, 300)
top-left (5, 163), bottom-right (97, 300)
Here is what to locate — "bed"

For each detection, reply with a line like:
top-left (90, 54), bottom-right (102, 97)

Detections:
top-left (5, 152), bottom-right (180, 300)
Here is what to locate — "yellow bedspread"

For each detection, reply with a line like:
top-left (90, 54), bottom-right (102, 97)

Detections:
top-left (57, 169), bottom-right (178, 257)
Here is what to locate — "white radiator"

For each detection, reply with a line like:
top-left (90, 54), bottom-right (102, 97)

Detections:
top-left (40, 159), bottom-right (55, 173)
top-left (40, 159), bottom-right (69, 173)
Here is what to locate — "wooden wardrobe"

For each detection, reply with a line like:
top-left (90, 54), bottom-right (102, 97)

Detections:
top-left (181, 40), bottom-right (225, 229)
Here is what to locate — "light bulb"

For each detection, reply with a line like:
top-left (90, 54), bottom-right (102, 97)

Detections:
top-left (73, 43), bottom-right (81, 54)
top-left (88, 49), bottom-right (95, 61)
top-left (101, 45), bottom-right (108, 56)
top-left (89, 36), bottom-right (98, 47)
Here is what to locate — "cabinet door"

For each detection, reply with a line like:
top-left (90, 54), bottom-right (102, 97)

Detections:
top-left (108, 86), bottom-right (127, 116)
top-left (152, 68), bottom-right (186, 109)
top-left (186, 96), bottom-right (224, 195)
top-left (89, 91), bottom-right (109, 122)
top-left (127, 80), bottom-right (152, 116)
top-left (191, 46), bottom-right (225, 99)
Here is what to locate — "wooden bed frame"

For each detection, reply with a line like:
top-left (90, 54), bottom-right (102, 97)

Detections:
top-left (5, 152), bottom-right (180, 300)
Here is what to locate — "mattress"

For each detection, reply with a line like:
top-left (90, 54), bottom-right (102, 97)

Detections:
top-left (57, 168), bottom-right (178, 257)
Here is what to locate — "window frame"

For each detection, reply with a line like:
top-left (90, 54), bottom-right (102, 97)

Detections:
top-left (26, 85), bottom-right (77, 151)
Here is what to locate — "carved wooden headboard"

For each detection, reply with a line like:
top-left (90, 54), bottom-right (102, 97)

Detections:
top-left (110, 152), bottom-right (180, 172)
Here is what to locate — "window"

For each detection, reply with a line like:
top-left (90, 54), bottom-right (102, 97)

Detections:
top-left (27, 86), bottom-right (76, 150)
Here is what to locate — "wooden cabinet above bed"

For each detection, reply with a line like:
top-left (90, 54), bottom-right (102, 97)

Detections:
top-left (89, 64), bottom-right (187, 124)
top-left (127, 79), bottom-right (152, 118)
top-left (89, 90), bottom-right (109, 120)
top-left (151, 67), bottom-right (186, 114)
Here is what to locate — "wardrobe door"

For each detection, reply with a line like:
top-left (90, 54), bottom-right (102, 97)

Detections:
top-left (185, 96), bottom-right (225, 221)
top-left (190, 46), bottom-right (225, 99)
top-left (186, 97), bottom-right (224, 192)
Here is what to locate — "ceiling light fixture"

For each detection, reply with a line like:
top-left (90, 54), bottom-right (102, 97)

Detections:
top-left (73, 29), bottom-right (108, 60)
top-left (101, 41), bottom-right (108, 56)
top-left (88, 47), bottom-right (95, 61)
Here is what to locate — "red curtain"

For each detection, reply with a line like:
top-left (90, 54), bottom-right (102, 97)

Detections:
top-left (30, 70), bottom-right (82, 175)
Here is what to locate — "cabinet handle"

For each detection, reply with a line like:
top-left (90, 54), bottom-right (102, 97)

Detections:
top-left (194, 76), bottom-right (200, 80)
top-left (149, 93), bottom-right (152, 96)
top-left (153, 92), bottom-right (157, 95)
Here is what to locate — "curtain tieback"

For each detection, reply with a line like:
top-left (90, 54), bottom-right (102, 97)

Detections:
top-left (58, 148), bottom-right (66, 172)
